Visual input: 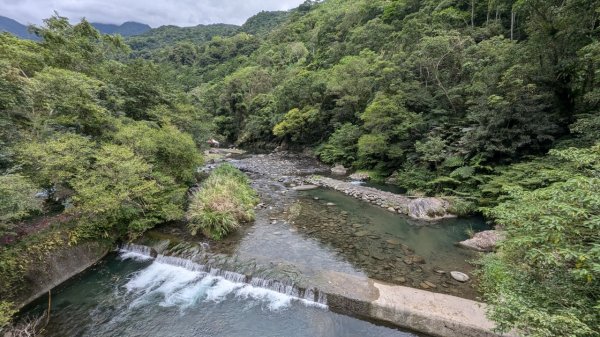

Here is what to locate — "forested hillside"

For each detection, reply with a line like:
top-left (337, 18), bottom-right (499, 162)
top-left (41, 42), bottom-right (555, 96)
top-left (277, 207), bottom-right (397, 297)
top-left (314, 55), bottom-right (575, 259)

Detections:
top-left (124, 1), bottom-right (600, 335)
top-left (0, 15), bottom-right (208, 320)
top-left (0, 1), bottom-right (598, 336)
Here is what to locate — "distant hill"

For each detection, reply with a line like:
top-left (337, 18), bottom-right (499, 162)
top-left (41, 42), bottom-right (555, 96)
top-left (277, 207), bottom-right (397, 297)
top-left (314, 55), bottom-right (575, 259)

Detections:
top-left (240, 11), bottom-right (290, 36)
top-left (0, 16), bottom-right (39, 40)
top-left (0, 15), bottom-right (150, 40)
top-left (125, 11), bottom-right (291, 58)
top-left (91, 21), bottom-right (151, 36)
top-left (126, 23), bottom-right (240, 54)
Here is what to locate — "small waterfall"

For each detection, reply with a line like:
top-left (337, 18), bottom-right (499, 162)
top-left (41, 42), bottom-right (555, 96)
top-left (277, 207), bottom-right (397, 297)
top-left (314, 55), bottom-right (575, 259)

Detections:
top-left (250, 277), bottom-right (300, 298)
top-left (120, 244), bottom-right (328, 307)
top-left (120, 243), bottom-right (155, 256)
top-left (156, 255), bottom-right (207, 272)
top-left (119, 243), bottom-right (156, 260)
top-left (209, 268), bottom-right (248, 283)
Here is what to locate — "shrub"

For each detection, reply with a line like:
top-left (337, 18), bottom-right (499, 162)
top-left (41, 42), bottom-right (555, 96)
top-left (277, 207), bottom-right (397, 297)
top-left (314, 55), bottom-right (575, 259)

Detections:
top-left (0, 301), bottom-right (16, 329)
top-left (392, 163), bottom-right (436, 194)
top-left (446, 197), bottom-right (477, 217)
top-left (479, 144), bottom-right (600, 336)
top-left (317, 123), bottom-right (361, 166)
top-left (187, 164), bottom-right (258, 240)
top-left (0, 174), bottom-right (43, 236)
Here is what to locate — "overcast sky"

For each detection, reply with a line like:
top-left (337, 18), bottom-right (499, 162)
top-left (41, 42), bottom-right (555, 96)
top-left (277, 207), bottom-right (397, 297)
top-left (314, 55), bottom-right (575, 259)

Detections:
top-left (1, 0), bottom-right (306, 27)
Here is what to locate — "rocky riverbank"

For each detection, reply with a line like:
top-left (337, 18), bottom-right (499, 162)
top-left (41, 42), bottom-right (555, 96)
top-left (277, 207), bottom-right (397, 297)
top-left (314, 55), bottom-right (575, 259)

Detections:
top-left (306, 176), bottom-right (455, 221)
top-left (232, 152), bottom-right (329, 177)
top-left (227, 153), bottom-right (456, 221)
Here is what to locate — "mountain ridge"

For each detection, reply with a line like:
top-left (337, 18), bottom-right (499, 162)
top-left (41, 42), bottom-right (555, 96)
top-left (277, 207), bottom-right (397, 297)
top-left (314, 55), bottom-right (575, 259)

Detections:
top-left (0, 15), bottom-right (151, 39)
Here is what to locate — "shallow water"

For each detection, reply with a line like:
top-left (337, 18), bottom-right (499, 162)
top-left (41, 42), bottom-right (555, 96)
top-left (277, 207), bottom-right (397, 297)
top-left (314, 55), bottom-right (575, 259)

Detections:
top-left (224, 181), bottom-right (487, 299)
top-left (26, 253), bottom-right (417, 337)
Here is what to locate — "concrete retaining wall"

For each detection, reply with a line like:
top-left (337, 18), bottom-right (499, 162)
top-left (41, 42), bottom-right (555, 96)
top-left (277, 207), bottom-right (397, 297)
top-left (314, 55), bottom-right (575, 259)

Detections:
top-left (16, 241), bottom-right (110, 309)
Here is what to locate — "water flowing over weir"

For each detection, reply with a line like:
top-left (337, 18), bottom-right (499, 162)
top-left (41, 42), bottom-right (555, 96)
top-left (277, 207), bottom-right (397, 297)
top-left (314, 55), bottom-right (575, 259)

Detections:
top-left (23, 250), bottom-right (417, 337)
top-left (119, 244), bottom-right (329, 308)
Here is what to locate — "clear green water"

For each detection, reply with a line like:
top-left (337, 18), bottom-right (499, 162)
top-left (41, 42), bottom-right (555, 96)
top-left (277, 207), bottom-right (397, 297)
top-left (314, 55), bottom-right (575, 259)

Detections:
top-left (24, 253), bottom-right (418, 337)
top-left (355, 180), bottom-right (407, 194)
top-left (229, 185), bottom-right (487, 299)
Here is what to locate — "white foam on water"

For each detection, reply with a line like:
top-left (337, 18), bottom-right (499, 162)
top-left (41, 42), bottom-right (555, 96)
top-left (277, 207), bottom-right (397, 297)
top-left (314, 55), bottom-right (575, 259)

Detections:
top-left (204, 277), bottom-right (244, 302)
top-left (119, 250), bottom-right (153, 262)
top-left (119, 251), bottom-right (328, 312)
top-left (235, 284), bottom-right (292, 310)
top-left (125, 262), bottom-right (200, 309)
top-left (162, 275), bottom-right (214, 308)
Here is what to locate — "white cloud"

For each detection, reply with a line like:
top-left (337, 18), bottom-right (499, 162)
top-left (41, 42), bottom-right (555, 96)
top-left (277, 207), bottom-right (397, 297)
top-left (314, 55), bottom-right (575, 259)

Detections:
top-left (0, 0), bottom-right (305, 27)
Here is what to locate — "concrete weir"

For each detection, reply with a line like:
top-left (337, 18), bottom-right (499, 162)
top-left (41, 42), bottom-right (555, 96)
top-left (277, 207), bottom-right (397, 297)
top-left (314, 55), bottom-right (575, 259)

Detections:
top-left (116, 243), bottom-right (512, 337)
top-left (315, 271), bottom-right (512, 337)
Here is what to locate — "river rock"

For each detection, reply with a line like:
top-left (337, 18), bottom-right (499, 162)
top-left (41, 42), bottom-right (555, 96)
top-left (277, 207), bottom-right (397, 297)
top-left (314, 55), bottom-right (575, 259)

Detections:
top-left (331, 165), bottom-right (348, 175)
top-left (349, 172), bottom-right (370, 181)
top-left (407, 198), bottom-right (451, 220)
top-left (385, 239), bottom-right (400, 245)
top-left (450, 271), bottom-right (470, 282)
top-left (424, 281), bottom-right (437, 288)
top-left (409, 255), bottom-right (426, 264)
top-left (293, 184), bottom-right (319, 191)
top-left (458, 230), bottom-right (504, 252)
top-left (354, 230), bottom-right (369, 237)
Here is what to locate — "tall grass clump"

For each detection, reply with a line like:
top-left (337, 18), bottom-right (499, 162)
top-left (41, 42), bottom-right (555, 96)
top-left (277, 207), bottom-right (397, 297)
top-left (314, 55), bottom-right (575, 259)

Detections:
top-left (187, 164), bottom-right (258, 240)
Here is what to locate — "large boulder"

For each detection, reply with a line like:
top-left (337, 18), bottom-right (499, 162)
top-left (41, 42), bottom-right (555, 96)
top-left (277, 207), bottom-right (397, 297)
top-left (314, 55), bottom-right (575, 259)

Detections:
top-left (458, 230), bottom-right (504, 252)
top-left (349, 172), bottom-right (370, 181)
top-left (407, 198), bottom-right (451, 220)
top-left (331, 165), bottom-right (348, 175)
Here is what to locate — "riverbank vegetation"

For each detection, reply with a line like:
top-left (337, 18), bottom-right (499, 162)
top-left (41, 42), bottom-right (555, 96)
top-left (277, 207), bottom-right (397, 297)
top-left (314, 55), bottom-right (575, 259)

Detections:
top-left (1, 0), bottom-right (599, 335)
top-left (0, 15), bottom-right (205, 322)
top-left (125, 0), bottom-right (600, 334)
top-left (187, 164), bottom-right (258, 240)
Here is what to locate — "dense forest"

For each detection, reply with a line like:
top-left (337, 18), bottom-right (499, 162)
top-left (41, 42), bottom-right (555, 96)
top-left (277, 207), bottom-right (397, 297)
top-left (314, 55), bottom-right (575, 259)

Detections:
top-left (1, 0), bottom-right (599, 336)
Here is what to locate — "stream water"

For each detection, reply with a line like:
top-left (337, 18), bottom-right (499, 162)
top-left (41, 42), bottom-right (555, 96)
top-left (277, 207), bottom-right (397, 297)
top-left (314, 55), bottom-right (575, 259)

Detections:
top-left (24, 251), bottom-right (418, 337)
top-left (206, 162), bottom-right (488, 299)
top-left (21, 154), bottom-right (487, 336)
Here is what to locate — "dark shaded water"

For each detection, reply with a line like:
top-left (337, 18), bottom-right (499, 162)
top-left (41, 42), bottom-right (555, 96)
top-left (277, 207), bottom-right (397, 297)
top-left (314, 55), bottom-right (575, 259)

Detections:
top-left (352, 180), bottom-right (407, 194)
top-left (25, 253), bottom-right (418, 337)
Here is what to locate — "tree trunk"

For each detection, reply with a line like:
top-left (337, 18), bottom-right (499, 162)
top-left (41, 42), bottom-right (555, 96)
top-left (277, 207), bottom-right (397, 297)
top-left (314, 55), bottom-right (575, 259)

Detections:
top-left (510, 10), bottom-right (515, 40)
top-left (486, 0), bottom-right (491, 25)
top-left (471, 0), bottom-right (475, 27)
top-left (46, 290), bottom-right (52, 326)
